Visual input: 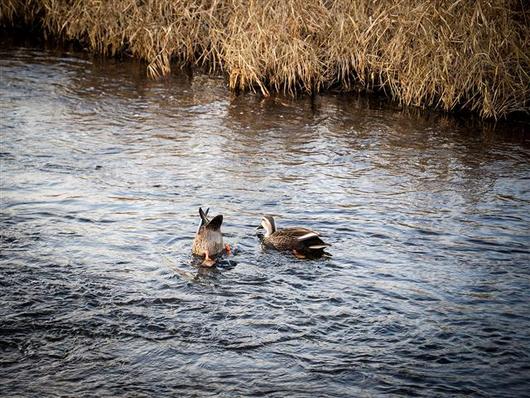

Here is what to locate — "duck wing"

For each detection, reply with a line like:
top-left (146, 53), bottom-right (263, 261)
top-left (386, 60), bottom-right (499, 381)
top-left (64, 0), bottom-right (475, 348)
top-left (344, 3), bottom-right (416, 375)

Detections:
top-left (276, 227), bottom-right (314, 238)
top-left (205, 214), bottom-right (223, 231)
top-left (276, 227), bottom-right (330, 250)
top-left (283, 227), bottom-right (330, 252)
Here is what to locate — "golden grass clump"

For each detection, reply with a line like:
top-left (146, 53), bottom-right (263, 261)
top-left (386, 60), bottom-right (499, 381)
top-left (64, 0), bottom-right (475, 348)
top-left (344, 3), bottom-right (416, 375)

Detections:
top-left (1, 0), bottom-right (528, 119)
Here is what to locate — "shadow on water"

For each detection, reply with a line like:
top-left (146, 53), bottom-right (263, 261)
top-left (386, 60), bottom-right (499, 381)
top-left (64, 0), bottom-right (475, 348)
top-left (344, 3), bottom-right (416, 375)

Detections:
top-left (1, 37), bottom-right (530, 397)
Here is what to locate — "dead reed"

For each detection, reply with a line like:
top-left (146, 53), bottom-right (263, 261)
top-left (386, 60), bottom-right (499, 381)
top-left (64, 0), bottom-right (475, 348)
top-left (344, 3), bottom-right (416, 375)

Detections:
top-left (2, 0), bottom-right (528, 119)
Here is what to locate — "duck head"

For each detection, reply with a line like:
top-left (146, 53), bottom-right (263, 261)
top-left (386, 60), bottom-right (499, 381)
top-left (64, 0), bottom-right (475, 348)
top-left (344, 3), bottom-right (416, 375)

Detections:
top-left (258, 215), bottom-right (276, 237)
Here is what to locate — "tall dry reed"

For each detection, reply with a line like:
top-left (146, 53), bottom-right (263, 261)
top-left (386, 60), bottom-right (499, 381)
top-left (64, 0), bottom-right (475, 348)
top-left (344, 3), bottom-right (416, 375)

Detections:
top-left (2, 0), bottom-right (528, 119)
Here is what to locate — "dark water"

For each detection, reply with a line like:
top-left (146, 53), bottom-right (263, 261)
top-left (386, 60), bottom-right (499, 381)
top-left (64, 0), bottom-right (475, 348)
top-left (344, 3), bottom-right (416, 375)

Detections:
top-left (1, 42), bottom-right (530, 397)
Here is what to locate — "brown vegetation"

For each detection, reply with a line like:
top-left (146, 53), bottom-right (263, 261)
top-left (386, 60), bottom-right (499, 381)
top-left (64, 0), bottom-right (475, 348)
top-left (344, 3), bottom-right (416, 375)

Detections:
top-left (2, 0), bottom-right (529, 119)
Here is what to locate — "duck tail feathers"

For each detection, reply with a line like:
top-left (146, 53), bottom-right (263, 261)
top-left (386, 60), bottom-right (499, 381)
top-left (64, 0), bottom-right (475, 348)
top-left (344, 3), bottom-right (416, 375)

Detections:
top-left (199, 207), bottom-right (210, 226)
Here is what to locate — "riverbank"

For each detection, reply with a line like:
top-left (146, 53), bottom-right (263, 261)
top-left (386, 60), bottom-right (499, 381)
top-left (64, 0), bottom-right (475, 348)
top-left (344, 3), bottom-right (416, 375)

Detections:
top-left (2, 0), bottom-right (529, 119)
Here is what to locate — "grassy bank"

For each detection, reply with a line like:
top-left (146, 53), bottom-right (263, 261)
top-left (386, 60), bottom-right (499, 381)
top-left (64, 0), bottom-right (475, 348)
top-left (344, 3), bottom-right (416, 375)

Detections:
top-left (2, 0), bottom-right (529, 119)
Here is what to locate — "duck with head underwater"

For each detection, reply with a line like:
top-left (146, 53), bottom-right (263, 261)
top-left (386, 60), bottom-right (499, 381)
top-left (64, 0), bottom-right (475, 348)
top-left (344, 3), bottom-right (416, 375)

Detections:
top-left (192, 207), bottom-right (230, 266)
top-left (257, 215), bottom-right (331, 259)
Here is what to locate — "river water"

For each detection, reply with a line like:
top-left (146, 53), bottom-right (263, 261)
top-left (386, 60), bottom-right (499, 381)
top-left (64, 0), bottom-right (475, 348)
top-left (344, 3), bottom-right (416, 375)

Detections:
top-left (1, 41), bottom-right (529, 397)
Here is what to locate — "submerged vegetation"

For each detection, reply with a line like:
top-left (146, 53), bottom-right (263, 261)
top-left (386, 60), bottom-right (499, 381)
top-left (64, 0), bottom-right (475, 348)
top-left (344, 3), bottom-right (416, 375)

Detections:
top-left (1, 0), bottom-right (529, 119)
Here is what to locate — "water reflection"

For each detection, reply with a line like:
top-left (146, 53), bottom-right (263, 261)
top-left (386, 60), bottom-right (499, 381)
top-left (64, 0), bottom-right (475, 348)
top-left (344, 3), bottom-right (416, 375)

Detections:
top-left (1, 40), bottom-right (530, 397)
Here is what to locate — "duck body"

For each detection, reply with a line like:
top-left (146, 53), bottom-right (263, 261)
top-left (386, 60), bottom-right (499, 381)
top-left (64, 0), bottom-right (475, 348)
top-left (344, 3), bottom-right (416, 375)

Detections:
top-left (192, 207), bottom-right (225, 266)
top-left (259, 215), bottom-right (330, 258)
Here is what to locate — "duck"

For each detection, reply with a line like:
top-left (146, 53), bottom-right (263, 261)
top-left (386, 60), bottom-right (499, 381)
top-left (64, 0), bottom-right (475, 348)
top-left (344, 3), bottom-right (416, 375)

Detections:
top-left (257, 215), bottom-right (330, 258)
top-left (192, 207), bottom-right (229, 266)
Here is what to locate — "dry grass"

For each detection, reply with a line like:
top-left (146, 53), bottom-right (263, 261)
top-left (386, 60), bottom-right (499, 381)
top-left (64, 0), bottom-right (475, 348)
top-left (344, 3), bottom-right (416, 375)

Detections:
top-left (2, 0), bottom-right (528, 119)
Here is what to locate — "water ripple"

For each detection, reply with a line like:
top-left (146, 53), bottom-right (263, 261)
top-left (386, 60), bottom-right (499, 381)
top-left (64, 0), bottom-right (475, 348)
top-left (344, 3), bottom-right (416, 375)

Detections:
top-left (1, 42), bottom-right (530, 397)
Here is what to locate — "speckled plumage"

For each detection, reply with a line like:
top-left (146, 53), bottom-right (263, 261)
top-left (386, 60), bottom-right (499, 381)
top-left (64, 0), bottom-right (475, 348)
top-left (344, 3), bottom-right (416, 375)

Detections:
top-left (192, 226), bottom-right (224, 257)
top-left (259, 215), bottom-right (330, 258)
top-left (192, 208), bottom-right (224, 263)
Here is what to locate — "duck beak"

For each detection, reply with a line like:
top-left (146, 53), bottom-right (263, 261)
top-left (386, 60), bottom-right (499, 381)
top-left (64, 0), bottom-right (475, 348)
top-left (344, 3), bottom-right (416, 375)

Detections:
top-left (256, 224), bottom-right (264, 231)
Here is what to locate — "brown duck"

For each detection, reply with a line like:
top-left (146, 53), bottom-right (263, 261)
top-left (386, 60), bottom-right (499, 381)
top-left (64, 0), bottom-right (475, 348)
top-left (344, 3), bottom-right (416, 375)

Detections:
top-left (257, 215), bottom-right (330, 258)
top-left (192, 207), bottom-right (228, 266)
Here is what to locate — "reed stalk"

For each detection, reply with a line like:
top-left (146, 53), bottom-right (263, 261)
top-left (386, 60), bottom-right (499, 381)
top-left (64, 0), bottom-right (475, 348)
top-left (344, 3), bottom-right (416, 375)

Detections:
top-left (2, 0), bottom-right (528, 119)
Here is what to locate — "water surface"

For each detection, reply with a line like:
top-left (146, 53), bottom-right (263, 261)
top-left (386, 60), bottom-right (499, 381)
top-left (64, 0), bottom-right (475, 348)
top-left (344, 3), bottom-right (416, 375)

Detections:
top-left (1, 42), bottom-right (530, 397)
